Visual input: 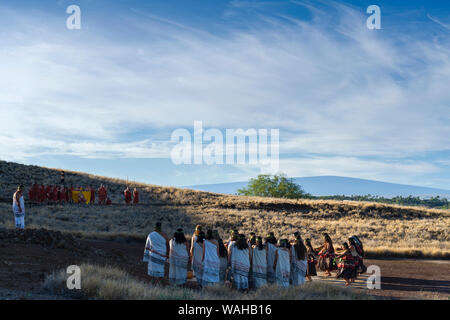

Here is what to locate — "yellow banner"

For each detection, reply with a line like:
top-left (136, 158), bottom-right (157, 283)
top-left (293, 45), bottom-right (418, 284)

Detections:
top-left (72, 191), bottom-right (92, 204)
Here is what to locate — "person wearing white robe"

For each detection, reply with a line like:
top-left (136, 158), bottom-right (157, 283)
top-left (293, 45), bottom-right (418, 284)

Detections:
top-left (202, 230), bottom-right (220, 286)
top-left (169, 229), bottom-right (190, 285)
top-left (191, 225), bottom-right (202, 249)
top-left (251, 237), bottom-right (267, 289)
top-left (229, 235), bottom-right (251, 290)
top-left (12, 186), bottom-right (25, 229)
top-left (266, 235), bottom-right (278, 284)
top-left (290, 238), bottom-right (307, 286)
top-left (191, 231), bottom-right (205, 286)
top-left (274, 239), bottom-right (291, 288)
top-left (143, 222), bottom-right (169, 279)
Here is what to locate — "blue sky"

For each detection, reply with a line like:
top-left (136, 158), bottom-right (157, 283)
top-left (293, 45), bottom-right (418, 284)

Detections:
top-left (0, 0), bottom-right (449, 189)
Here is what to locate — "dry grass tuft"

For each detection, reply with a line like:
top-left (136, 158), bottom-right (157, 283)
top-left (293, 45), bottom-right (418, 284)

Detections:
top-left (43, 264), bottom-right (373, 300)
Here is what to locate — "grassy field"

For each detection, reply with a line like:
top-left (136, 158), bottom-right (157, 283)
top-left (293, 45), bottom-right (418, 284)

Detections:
top-left (1, 160), bottom-right (449, 259)
top-left (43, 263), bottom-right (373, 300)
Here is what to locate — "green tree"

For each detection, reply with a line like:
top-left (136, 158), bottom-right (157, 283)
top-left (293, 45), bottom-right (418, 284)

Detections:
top-left (237, 174), bottom-right (310, 199)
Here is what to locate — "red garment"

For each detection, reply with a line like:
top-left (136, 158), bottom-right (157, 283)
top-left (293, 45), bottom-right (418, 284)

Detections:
top-left (33, 185), bottom-right (38, 200)
top-left (64, 187), bottom-right (69, 202)
top-left (58, 188), bottom-right (65, 202)
top-left (98, 187), bottom-right (107, 204)
top-left (90, 188), bottom-right (95, 204)
top-left (29, 187), bottom-right (34, 202)
top-left (52, 186), bottom-right (58, 201)
top-left (45, 186), bottom-right (51, 201)
top-left (106, 198), bottom-right (112, 205)
top-left (133, 190), bottom-right (139, 204)
top-left (124, 189), bottom-right (132, 204)
top-left (39, 186), bottom-right (46, 202)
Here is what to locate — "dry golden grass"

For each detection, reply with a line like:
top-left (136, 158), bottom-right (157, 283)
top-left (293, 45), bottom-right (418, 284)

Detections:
top-left (43, 263), bottom-right (373, 300)
top-left (1, 160), bottom-right (449, 259)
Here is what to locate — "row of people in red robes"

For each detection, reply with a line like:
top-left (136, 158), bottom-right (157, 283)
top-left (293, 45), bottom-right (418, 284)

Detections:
top-left (27, 183), bottom-right (138, 205)
top-left (28, 184), bottom-right (71, 203)
top-left (27, 184), bottom-right (105, 205)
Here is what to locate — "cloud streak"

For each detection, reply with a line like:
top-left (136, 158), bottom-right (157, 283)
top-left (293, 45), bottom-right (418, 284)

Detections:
top-left (0, 1), bottom-right (449, 187)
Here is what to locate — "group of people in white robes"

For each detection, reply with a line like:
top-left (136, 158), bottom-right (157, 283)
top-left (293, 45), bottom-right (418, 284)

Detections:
top-left (143, 224), bottom-right (309, 290)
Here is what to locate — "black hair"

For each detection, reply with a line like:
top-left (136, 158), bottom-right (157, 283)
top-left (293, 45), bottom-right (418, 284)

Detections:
top-left (353, 235), bottom-right (364, 250)
top-left (323, 233), bottom-right (332, 245)
top-left (305, 238), bottom-right (314, 251)
top-left (174, 228), bottom-right (186, 244)
top-left (348, 237), bottom-right (357, 247)
top-left (206, 229), bottom-right (214, 240)
top-left (342, 242), bottom-right (349, 250)
top-left (155, 222), bottom-right (162, 232)
top-left (278, 239), bottom-right (289, 248)
top-left (249, 234), bottom-right (256, 246)
top-left (266, 232), bottom-right (277, 245)
top-left (236, 234), bottom-right (249, 250)
top-left (218, 239), bottom-right (228, 258)
top-left (196, 231), bottom-right (205, 244)
top-left (255, 236), bottom-right (264, 250)
top-left (294, 238), bottom-right (306, 260)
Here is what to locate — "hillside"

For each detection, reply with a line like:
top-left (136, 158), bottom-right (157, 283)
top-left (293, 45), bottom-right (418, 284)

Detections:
top-left (0, 160), bottom-right (449, 258)
top-left (186, 176), bottom-right (450, 198)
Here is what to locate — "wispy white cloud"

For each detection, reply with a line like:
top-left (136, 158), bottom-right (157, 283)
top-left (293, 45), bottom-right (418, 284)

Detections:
top-left (427, 14), bottom-right (450, 31)
top-left (0, 2), bottom-right (449, 186)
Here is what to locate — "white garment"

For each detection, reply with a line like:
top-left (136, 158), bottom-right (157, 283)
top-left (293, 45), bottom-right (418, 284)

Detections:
top-left (290, 246), bottom-right (307, 286)
top-left (266, 243), bottom-right (277, 283)
top-left (202, 240), bottom-right (220, 285)
top-left (144, 231), bottom-right (167, 278)
top-left (192, 241), bottom-right (204, 285)
top-left (275, 248), bottom-right (290, 287)
top-left (169, 239), bottom-right (189, 285)
top-left (15, 216), bottom-right (25, 229)
top-left (12, 194), bottom-right (25, 229)
top-left (231, 246), bottom-right (250, 289)
top-left (251, 247), bottom-right (267, 288)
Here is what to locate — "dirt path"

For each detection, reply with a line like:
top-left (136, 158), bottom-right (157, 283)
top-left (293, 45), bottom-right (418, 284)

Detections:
top-left (0, 233), bottom-right (448, 300)
top-left (314, 259), bottom-right (450, 299)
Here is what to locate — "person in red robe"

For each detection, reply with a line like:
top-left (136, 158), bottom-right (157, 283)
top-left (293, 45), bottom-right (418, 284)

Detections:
top-left (29, 185), bottom-right (34, 203)
top-left (98, 184), bottom-right (107, 205)
top-left (90, 186), bottom-right (95, 205)
top-left (133, 188), bottom-right (139, 205)
top-left (124, 187), bottom-right (132, 205)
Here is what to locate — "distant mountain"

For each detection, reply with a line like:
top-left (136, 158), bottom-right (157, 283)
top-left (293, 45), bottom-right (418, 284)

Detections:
top-left (185, 176), bottom-right (450, 199)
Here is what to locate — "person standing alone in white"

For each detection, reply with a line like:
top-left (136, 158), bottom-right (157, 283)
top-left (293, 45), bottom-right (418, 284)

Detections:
top-left (12, 185), bottom-right (25, 229)
top-left (143, 222), bottom-right (169, 282)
